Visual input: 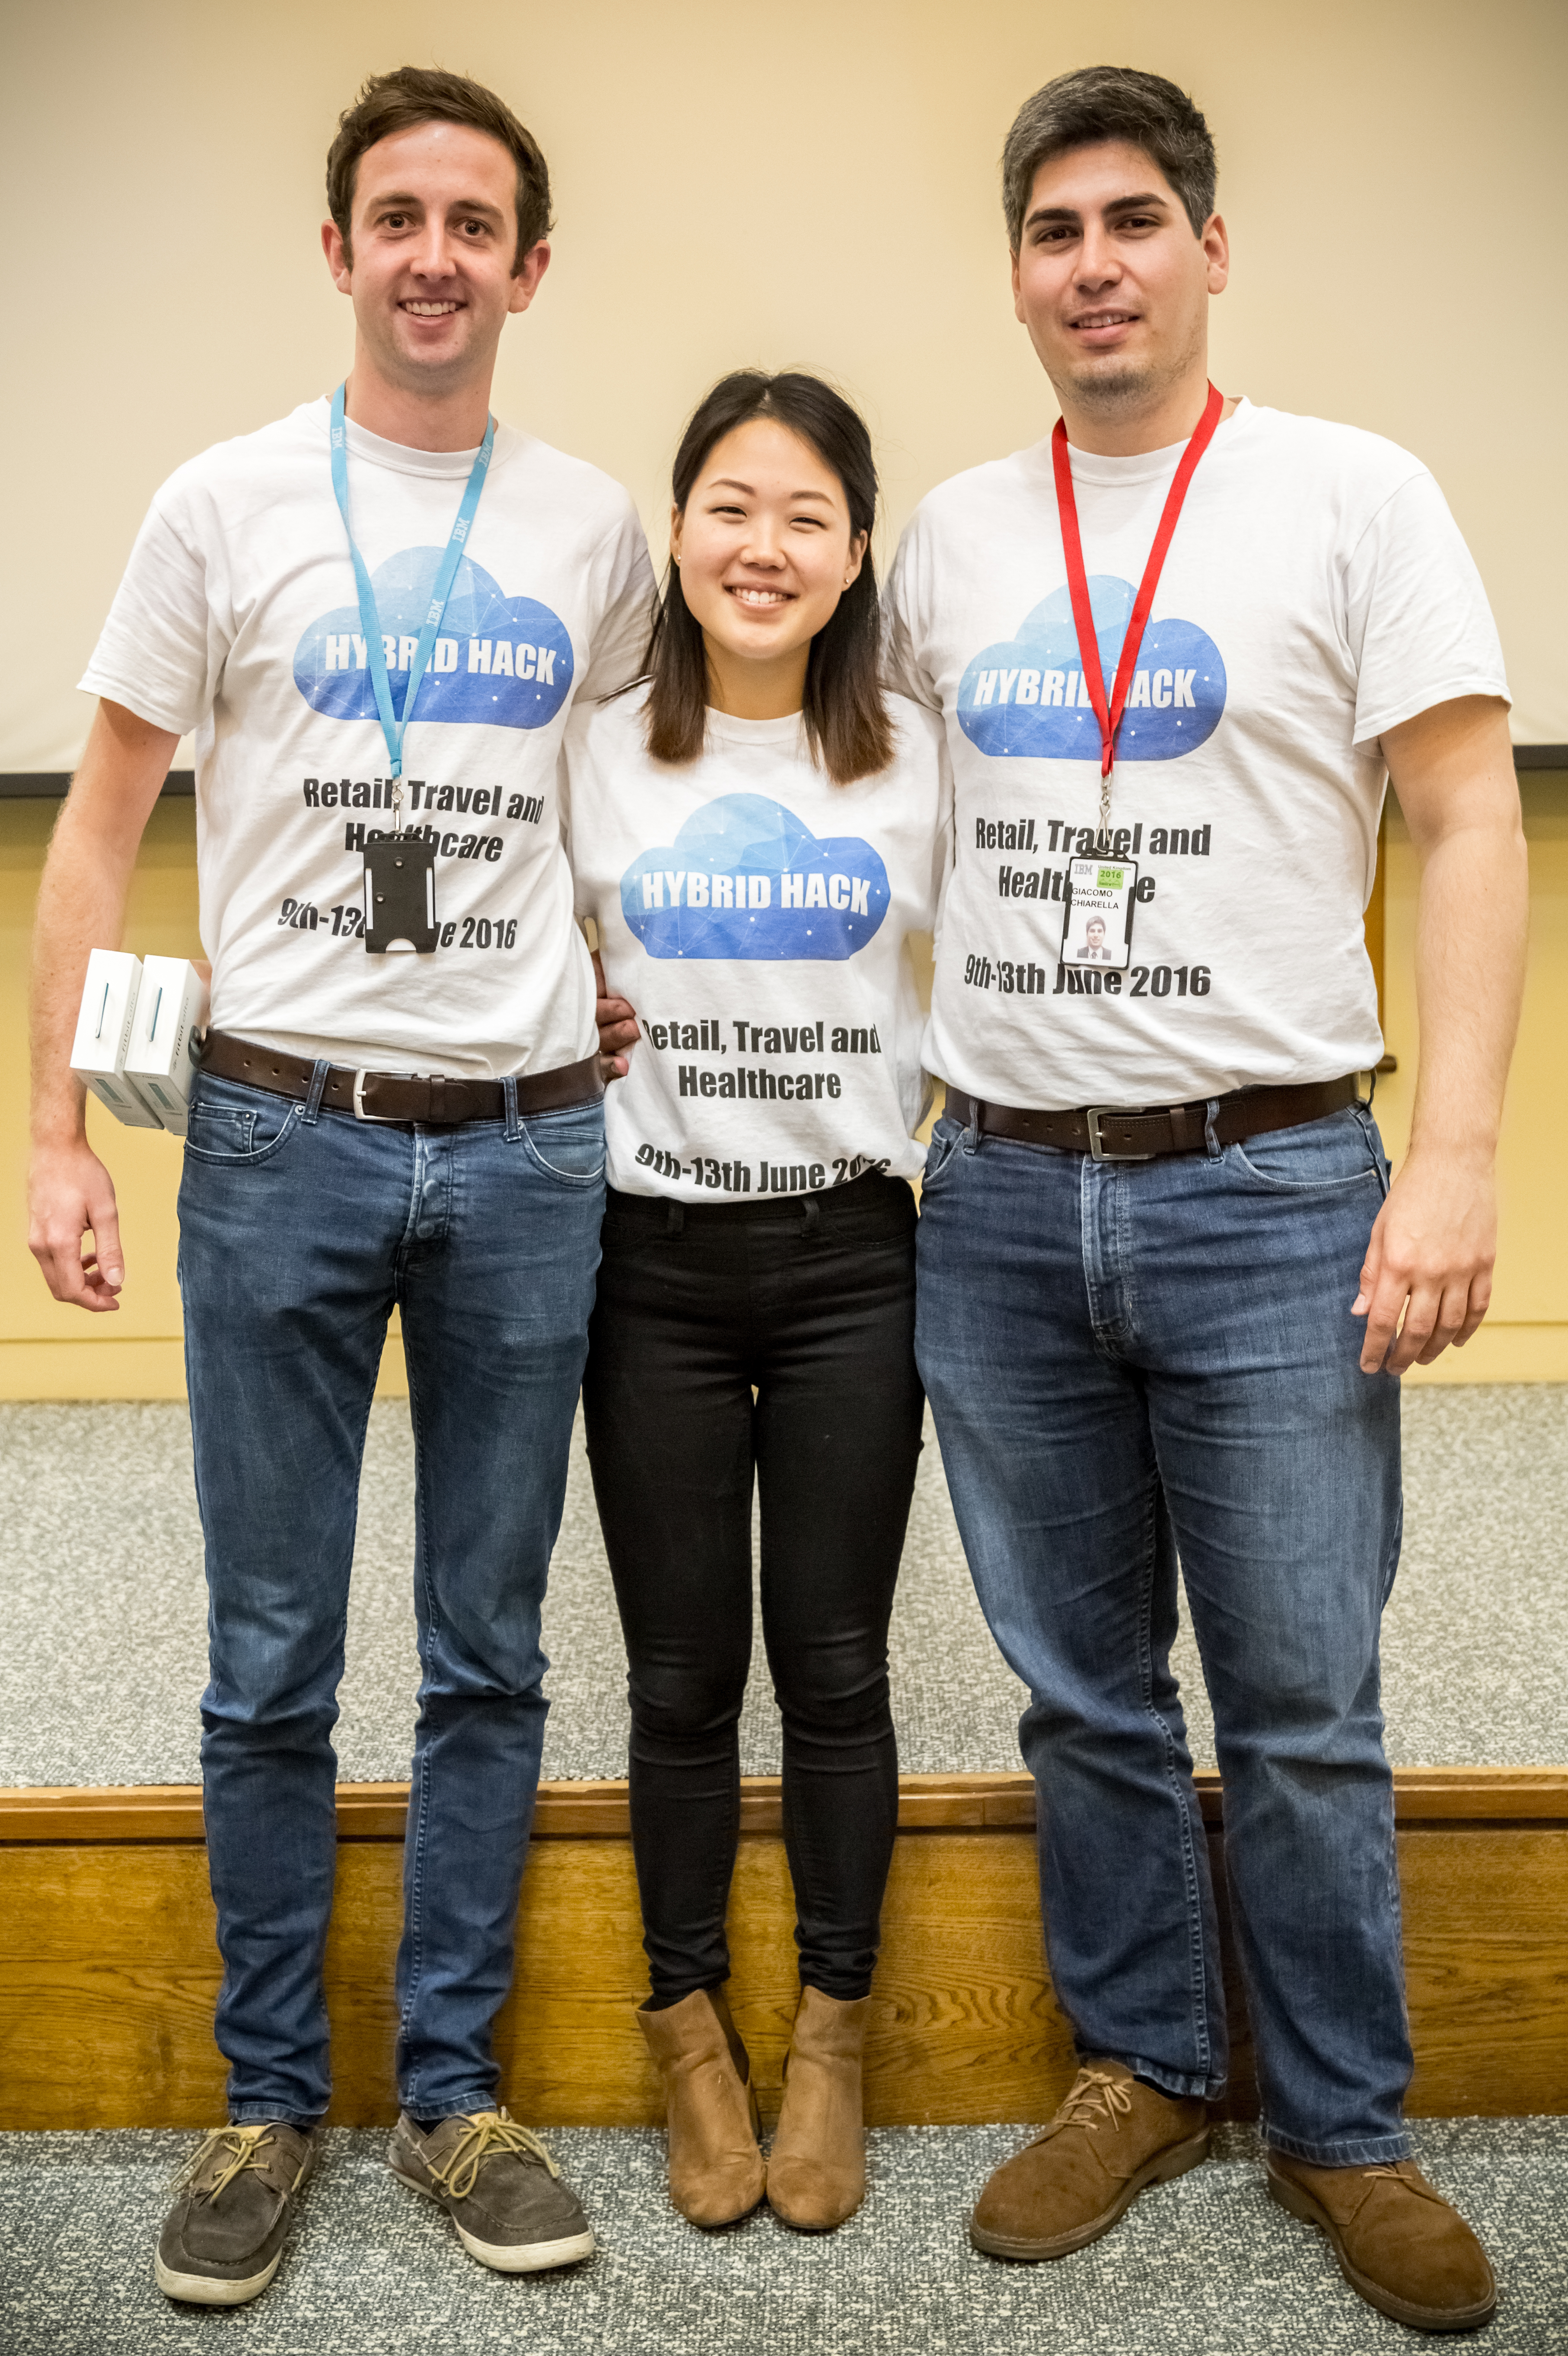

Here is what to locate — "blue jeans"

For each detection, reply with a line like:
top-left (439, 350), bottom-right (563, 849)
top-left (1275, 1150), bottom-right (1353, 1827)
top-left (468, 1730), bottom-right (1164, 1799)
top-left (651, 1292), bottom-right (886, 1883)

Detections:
top-left (177, 1065), bottom-right (604, 2127)
top-left (915, 1103), bottom-right (1412, 2165)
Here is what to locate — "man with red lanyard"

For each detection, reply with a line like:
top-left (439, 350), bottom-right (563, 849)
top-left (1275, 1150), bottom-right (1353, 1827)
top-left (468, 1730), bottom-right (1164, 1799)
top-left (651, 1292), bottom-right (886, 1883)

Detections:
top-left (29, 69), bottom-right (650, 2304)
top-left (887, 66), bottom-right (1524, 2331)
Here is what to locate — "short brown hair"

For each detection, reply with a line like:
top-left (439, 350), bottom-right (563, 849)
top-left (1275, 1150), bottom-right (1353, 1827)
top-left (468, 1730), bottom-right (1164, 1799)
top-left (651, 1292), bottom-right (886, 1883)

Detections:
top-left (326, 66), bottom-right (552, 271)
top-left (1002, 67), bottom-right (1216, 250)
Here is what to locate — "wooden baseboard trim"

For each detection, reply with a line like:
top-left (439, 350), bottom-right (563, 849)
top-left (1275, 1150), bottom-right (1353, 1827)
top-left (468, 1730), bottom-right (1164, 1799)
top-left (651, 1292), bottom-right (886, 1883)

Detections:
top-left (3, 1764), bottom-right (1565, 1845)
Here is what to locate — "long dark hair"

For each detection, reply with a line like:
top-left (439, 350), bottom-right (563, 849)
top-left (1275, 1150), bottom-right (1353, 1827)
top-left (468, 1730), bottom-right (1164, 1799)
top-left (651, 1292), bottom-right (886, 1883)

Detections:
top-left (641, 371), bottom-right (895, 786)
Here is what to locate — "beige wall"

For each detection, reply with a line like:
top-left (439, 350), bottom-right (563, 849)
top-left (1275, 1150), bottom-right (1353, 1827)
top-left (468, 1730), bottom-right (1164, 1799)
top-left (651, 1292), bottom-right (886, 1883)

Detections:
top-left (3, 0), bottom-right (1566, 768)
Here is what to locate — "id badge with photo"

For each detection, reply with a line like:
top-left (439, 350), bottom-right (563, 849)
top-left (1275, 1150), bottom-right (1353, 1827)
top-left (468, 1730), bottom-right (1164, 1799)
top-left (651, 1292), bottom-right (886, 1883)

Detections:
top-left (1060, 856), bottom-right (1138, 972)
top-left (363, 833), bottom-right (438, 955)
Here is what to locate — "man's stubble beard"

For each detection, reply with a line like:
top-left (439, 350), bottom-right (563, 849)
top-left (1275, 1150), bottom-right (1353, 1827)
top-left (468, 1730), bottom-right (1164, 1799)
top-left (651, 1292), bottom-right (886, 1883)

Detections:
top-left (1064, 359), bottom-right (1160, 416)
top-left (1052, 311), bottom-right (1206, 422)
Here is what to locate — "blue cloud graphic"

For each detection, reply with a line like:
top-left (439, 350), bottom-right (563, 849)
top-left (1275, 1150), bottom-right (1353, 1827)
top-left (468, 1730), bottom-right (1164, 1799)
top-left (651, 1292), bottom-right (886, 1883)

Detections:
top-left (957, 576), bottom-right (1225, 761)
top-left (293, 549), bottom-right (573, 731)
top-left (621, 795), bottom-right (889, 961)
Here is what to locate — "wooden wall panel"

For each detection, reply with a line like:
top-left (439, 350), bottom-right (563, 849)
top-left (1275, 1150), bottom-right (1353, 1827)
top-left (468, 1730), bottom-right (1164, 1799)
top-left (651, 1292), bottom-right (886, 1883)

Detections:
top-left (3, 1813), bottom-right (1567, 2133)
top-left (0, 1844), bottom-right (225, 2129)
top-left (1400, 1829), bottom-right (1568, 2118)
top-left (494, 1839), bottom-right (657, 2129)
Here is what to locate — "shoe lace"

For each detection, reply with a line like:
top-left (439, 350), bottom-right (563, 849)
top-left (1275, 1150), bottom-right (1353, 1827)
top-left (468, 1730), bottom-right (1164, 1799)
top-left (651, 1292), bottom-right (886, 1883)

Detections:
top-left (428, 2111), bottom-right (560, 2203)
top-left (1053, 2068), bottom-right (1135, 2138)
top-left (171, 2124), bottom-right (278, 2204)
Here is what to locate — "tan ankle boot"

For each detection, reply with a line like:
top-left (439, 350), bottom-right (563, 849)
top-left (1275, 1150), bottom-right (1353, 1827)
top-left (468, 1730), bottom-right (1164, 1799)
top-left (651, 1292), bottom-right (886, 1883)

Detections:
top-left (637, 1989), bottom-right (765, 2228)
top-left (766, 1986), bottom-right (869, 2231)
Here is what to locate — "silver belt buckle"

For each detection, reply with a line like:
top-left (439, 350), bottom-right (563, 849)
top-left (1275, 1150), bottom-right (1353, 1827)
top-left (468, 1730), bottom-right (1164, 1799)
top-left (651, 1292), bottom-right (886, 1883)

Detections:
top-left (351, 1069), bottom-right (401, 1124)
top-left (1085, 1106), bottom-right (1157, 1163)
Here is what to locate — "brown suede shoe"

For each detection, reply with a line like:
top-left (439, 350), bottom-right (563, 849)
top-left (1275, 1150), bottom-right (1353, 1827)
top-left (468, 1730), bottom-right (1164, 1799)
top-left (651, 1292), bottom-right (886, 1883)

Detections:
top-left (154, 2123), bottom-right (316, 2306)
top-left (1267, 2153), bottom-right (1497, 2331)
top-left (970, 2060), bottom-right (1209, 2260)
top-left (387, 2108), bottom-right (594, 2273)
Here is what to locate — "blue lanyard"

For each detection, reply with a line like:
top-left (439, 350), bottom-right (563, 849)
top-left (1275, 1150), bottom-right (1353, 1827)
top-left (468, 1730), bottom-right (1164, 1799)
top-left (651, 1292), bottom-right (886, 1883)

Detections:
top-left (328, 382), bottom-right (495, 810)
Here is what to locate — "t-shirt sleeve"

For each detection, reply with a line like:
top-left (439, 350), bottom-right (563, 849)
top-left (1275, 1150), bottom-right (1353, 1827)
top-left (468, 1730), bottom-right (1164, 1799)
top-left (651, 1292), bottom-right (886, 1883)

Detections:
top-left (77, 488), bottom-right (226, 735)
top-left (558, 501), bottom-right (652, 898)
top-left (559, 700), bottom-right (594, 922)
top-left (575, 501), bottom-right (657, 703)
top-left (930, 721), bottom-right (956, 940)
top-left (1345, 471), bottom-right (1510, 746)
top-left (902, 700), bottom-right (953, 931)
top-left (882, 517), bottom-right (943, 711)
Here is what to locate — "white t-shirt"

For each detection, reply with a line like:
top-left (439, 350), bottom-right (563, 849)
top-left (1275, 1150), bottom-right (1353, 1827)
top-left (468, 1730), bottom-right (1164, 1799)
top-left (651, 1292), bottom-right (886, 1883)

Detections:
top-left (884, 399), bottom-right (1510, 1112)
top-left (81, 397), bottom-right (653, 1077)
top-left (564, 688), bottom-right (951, 1197)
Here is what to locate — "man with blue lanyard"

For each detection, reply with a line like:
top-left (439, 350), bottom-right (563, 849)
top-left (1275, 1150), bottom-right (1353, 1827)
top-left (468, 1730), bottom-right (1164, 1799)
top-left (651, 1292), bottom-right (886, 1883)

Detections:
top-left (887, 67), bottom-right (1525, 2332)
top-left (28, 67), bottom-right (651, 2303)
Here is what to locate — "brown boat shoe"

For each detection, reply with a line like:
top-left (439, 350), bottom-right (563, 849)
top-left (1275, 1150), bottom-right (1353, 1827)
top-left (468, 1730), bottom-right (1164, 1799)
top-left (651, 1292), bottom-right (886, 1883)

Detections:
top-left (388, 2108), bottom-right (595, 2273)
top-left (970, 2059), bottom-right (1210, 2260)
top-left (1267, 2152), bottom-right (1497, 2331)
top-left (154, 2121), bottom-right (317, 2305)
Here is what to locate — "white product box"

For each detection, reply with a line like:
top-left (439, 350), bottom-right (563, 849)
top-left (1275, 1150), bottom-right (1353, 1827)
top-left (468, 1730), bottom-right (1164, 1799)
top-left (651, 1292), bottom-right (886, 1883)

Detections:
top-left (124, 956), bottom-right (210, 1136)
top-left (69, 951), bottom-right (162, 1129)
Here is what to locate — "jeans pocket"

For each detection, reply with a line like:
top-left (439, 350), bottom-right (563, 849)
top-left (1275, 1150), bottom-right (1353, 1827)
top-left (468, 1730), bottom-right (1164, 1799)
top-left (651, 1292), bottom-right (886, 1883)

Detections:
top-left (1229, 1107), bottom-right (1384, 1191)
top-left (920, 1115), bottom-right (963, 1191)
top-left (519, 1101), bottom-right (607, 1186)
top-left (184, 1079), bottom-right (301, 1165)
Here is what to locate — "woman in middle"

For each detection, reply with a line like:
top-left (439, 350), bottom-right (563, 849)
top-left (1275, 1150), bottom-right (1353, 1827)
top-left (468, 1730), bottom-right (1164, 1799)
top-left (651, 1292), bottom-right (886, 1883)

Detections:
top-left (566, 371), bottom-right (950, 2234)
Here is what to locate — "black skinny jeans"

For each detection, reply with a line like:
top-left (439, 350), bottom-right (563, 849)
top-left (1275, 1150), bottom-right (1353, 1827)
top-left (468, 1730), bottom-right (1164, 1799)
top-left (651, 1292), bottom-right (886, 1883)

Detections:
top-left (581, 1173), bottom-right (924, 2005)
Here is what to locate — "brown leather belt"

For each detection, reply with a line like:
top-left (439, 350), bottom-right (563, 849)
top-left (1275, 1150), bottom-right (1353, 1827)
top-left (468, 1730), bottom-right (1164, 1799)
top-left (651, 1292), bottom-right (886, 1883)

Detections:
top-left (198, 1029), bottom-right (602, 1127)
top-left (943, 1075), bottom-right (1361, 1162)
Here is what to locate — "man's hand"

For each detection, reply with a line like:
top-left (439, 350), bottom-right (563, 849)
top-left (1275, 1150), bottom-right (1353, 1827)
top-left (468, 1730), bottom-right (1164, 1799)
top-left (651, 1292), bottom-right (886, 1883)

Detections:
top-left (593, 951), bottom-right (639, 1082)
top-left (28, 696), bottom-right (178, 1309)
top-left (1353, 1144), bottom-right (1495, 1373)
top-left (1359, 693), bottom-right (1525, 1375)
top-left (29, 1136), bottom-right (126, 1312)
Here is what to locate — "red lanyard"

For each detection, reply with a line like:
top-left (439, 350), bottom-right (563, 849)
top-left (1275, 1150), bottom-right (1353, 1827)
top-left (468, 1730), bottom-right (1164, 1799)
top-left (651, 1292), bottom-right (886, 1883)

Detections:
top-left (1051, 381), bottom-right (1224, 781)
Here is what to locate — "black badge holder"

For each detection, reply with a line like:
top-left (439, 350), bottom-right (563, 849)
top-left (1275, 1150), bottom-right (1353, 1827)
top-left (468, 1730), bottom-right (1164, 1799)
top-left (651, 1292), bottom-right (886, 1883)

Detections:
top-left (363, 799), bottom-right (437, 955)
top-left (1059, 854), bottom-right (1139, 971)
top-left (330, 380), bottom-right (492, 961)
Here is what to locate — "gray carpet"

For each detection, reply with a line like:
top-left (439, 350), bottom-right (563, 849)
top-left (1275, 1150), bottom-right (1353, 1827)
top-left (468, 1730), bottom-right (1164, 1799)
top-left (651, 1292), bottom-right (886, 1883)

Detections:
top-left (1, 1387), bottom-right (1565, 1788)
top-left (3, 2122), bottom-right (1566, 2356)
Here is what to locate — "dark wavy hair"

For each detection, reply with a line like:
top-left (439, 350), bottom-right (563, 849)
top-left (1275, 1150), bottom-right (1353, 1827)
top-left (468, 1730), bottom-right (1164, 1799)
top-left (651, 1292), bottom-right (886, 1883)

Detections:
top-left (1002, 67), bottom-right (1216, 248)
top-left (327, 67), bottom-right (552, 271)
top-left (641, 371), bottom-right (894, 786)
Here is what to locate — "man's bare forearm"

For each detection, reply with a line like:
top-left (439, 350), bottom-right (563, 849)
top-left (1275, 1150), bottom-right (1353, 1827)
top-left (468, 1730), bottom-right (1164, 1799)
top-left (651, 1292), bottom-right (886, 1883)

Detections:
top-left (1352, 694), bottom-right (1524, 1371)
top-left (29, 701), bottom-right (179, 1146)
top-left (1406, 818), bottom-right (1527, 1163)
top-left (27, 700), bottom-right (179, 1310)
top-left (1392, 694), bottom-right (1527, 1163)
